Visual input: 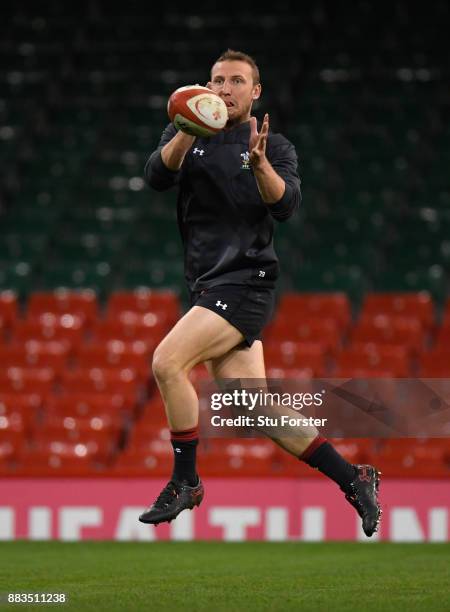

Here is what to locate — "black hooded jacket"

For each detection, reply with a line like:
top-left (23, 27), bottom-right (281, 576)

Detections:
top-left (144, 121), bottom-right (301, 292)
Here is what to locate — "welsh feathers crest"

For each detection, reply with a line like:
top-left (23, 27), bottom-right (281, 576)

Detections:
top-left (240, 151), bottom-right (250, 170)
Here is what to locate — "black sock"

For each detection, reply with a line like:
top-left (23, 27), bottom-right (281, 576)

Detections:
top-left (300, 438), bottom-right (357, 492)
top-left (170, 439), bottom-right (198, 486)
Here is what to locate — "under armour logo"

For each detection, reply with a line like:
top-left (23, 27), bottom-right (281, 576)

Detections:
top-left (258, 270), bottom-right (265, 277)
top-left (216, 300), bottom-right (228, 310)
top-left (174, 448), bottom-right (181, 453)
top-left (193, 148), bottom-right (204, 156)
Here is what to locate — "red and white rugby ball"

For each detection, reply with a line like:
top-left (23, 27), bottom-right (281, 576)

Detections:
top-left (167, 85), bottom-right (228, 137)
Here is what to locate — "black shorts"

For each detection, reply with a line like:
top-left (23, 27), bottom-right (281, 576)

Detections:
top-left (189, 284), bottom-right (276, 347)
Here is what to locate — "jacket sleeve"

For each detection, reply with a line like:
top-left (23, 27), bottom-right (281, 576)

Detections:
top-left (266, 140), bottom-right (302, 222)
top-left (144, 123), bottom-right (182, 191)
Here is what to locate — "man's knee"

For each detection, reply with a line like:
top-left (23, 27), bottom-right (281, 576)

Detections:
top-left (152, 344), bottom-right (189, 383)
top-left (152, 346), bottom-right (177, 382)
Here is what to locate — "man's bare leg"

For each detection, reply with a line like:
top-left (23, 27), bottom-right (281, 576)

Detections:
top-left (152, 305), bottom-right (245, 431)
top-left (139, 306), bottom-right (246, 525)
top-left (205, 340), bottom-right (318, 456)
top-left (206, 342), bottom-right (382, 536)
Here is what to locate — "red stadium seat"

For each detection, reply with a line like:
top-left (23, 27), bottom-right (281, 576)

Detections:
top-left (0, 438), bottom-right (26, 475)
top-left (0, 341), bottom-right (69, 374)
top-left (0, 367), bottom-right (56, 397)
top-left (434, 324), bottom-right (450, 351)
top-left (335, 345), bottom-right (411, 377)
top-left (15, 446), bottom-right (109, 476)
top-left (0, 290), bottom-right (18, 330)
top-left (264, 317), bottom-right (342, 353)
top-left (441, 299), bottom-right (450, 326)
top-left (329, 438), bottom-right (374, 464)
top-left (350, 315), bottom-right (425, 353)
top-left (27, 290), bottom-right (98, 327)
top-left (29, 430), bottom-right (118, 462)
top-left (269, 449), bottom-right (317, 477)
top-left (45, 392), bottom-right (133, 418)
top-left (11, 314), bottom-right (86, 351)
top-left (125, 423), bottom-right (171, 452)
top-left (74, 341), bottom-right (151, 381)
top-left (114, 425), bottom-right (175, 476)
top-left (266, 366), bottom-right (315, 380)
top-left (198, 438), bottom-right (277, 477)
top-left (90, 316), bottom-right (165, 348)
top-left (264, 341), bottom-right (328, 375)
top-left (373, 438), bottom-right (450, 477)
top-left (107, 289), bottom-right (181, 324)
top-left (139, 396), bottom-right (168, 426)
top-left (35, 414), bottom-right (124, 447)
top-left (360, 292), bottom-right (435, 330)
top-left (0, 411), bottom-right (27, 445)
top-left (275, 292), bottom-right (351, 330)
top-left (105, 308), bottom-right (173, 332)
top-left (332, 367), bottom-right (396, 378)
top-left (60, 367), bottom-right (141, 402)
top-left (0, 316), bottom-right (6, 343)
top-left (0, 393), bottom-right (42, 430)
top-left (419, 350), bottom-right (450, 376)
top-left (110, 449), bottom-right (173, 476)
top-left (0, 439), bottom-right (20, 462)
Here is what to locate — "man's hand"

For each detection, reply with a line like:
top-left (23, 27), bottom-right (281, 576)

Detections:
top-left (248, 113), bottom-right (286, 204)
top-left (249, 113), bottom-right (269, 169)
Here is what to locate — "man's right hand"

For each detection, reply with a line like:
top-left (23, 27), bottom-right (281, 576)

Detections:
top-left (161, 130), bottom-right (196, 171)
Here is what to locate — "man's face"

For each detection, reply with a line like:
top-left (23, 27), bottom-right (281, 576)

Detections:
top-left (208, 60), bottom-right (261, 126)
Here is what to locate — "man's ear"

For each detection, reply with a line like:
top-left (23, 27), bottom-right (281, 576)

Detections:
top-left (252, 83), bottom-right (262, 100)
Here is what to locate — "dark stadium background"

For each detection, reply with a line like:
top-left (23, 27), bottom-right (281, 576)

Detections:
top-left (0, 0), bottom-right (449, 543)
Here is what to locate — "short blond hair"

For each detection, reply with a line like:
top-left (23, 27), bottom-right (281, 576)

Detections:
top-left (213, 49), bottom-right (260, 84)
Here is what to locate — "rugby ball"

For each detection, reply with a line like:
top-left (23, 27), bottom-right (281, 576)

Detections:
top-left (167, 85), bottom-right (228, 137)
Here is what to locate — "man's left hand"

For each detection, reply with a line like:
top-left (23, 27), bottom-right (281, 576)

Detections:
top-left (249, 113), bottom-right (269, 169)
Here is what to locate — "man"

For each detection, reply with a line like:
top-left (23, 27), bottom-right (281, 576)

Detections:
top-left (140, 50), bottom-right (381, 536)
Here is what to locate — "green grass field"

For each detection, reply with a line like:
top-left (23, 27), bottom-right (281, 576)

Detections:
top-left (0, 542), bottom-right (448, 611)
